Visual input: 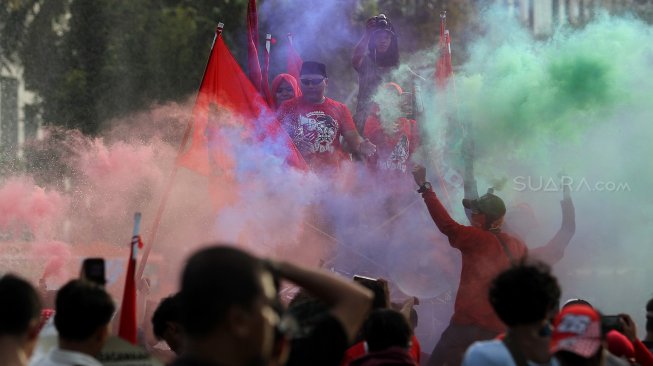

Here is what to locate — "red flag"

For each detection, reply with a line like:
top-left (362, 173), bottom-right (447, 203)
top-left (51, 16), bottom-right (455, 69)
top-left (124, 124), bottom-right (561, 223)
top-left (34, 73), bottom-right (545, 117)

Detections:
top-left (262, 34), bottom-right (273, 106)
top-left (247, 0), bottom-right (262, 91)
top-left (118, 234), bottom-right (142, 345)
top-left (177, 30), bottom-right (307, 176)
top-left (286, 33), bottom-right (303, 81)
top-left (435, 12), bottom-right (453, 88)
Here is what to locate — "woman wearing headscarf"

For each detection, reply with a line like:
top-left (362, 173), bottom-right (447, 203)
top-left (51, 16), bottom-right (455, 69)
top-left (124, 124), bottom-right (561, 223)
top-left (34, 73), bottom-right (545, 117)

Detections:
top-left (270, 73), bottom-right (302, 110)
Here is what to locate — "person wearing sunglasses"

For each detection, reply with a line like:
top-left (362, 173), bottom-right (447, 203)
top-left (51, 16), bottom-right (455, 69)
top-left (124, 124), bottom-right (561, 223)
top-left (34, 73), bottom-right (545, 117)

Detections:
top-left (277, 61), bottom-right (376, 171)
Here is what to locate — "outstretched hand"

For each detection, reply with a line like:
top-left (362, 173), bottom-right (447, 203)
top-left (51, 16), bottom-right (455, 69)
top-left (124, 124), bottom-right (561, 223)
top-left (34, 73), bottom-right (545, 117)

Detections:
top-left (412, 165), bottom-right (426, 186)
top-left (619, 313), bottom-right (638, 342)
top-left (359, 139), bottom-right (377, 157)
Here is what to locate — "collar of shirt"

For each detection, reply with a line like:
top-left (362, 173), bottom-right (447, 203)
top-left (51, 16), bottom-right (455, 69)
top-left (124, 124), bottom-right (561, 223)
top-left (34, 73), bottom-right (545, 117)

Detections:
top-left (47, 347), bottom-right (103, 366)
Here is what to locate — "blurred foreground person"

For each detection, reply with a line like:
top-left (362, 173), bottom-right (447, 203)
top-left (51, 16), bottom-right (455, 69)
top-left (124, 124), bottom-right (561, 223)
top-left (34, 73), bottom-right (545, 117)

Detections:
top-left (33, 279), bottom-right (115, 366)
top-left (462, 262), bottom-right (561, 366)
top-left (0, 274), bottom-right (42, 366)
top-left (172, 244), bottom-right (373, 366)
top-left (551, 304), bottom-right (630, 366)
top-left (350, 309), bottom-right (416, 366)
top-left (151, 293), bottom-right (184, 355)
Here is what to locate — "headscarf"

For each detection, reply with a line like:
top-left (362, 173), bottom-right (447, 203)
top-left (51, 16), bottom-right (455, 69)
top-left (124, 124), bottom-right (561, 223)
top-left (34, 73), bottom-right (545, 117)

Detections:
top-left (270, 73), bottom-right (302, 109)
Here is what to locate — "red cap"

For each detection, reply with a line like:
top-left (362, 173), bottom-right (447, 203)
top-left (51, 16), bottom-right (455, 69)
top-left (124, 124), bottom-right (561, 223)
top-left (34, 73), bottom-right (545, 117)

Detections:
top-left (550, 304), bottom-right (602, 358)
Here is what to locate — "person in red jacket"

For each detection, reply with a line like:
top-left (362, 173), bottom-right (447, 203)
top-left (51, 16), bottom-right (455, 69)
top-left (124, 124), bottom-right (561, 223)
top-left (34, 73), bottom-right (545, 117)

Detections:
top-left (412, 165), bottom-right (529, 366)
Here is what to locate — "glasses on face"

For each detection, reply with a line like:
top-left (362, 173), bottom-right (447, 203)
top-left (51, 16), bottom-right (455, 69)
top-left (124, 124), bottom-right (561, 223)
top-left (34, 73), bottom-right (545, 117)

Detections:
top-left (300, 77), bottom-right (325, 86)
top-left (276, 87), bottom-right (294, 94)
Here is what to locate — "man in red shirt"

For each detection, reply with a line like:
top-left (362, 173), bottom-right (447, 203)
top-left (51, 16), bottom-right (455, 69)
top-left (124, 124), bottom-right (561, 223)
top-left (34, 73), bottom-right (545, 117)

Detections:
top-left (277, 61), bottom-right (375, 171)
top-left (412, 166), bottom-right (528, 366)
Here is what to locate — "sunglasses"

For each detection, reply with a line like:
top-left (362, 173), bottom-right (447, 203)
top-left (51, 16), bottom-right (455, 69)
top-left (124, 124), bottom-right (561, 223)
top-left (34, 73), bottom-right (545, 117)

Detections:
top-left (300, 77), bottom-right (325, 86)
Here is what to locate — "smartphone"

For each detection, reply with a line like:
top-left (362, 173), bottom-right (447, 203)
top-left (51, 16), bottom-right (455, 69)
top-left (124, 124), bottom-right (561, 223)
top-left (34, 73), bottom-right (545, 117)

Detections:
top-left (601, 315), bottom-right (623, 334)
top-left (80, 258), bottom-right (106, 286)
top-left (353, 275), bottom-right (388, 309)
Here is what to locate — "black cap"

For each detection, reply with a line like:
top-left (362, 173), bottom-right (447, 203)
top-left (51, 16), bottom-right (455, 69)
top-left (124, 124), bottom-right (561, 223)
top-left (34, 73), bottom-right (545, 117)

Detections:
top-left (300, 61), bottom-right (327, 78)
top-left (462, 188), bottom-right (506, 220)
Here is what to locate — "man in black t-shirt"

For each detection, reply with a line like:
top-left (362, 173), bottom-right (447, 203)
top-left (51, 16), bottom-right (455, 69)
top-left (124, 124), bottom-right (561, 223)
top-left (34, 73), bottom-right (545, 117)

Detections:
top-left (171, 245), bottom-right (373, 366)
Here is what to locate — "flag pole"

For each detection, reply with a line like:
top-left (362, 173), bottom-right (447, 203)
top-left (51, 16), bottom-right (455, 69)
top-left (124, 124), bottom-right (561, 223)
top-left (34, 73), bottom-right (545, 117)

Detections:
top-left (136, 22), bottom-right (224, 281)
top-left (430, 11), bottom-right (455, 210)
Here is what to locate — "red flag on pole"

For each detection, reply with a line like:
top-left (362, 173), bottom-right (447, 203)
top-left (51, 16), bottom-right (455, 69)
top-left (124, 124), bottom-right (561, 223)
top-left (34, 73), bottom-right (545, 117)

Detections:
top-left (435, 12), bottom-right (453, 88)
top-left (247, 0), bottom-right (262, 92)
top-left (136, 25), bottom-right (307, 283)
top-left (433, 11), bottom-right (456, 210)
top-left (177, 27), bottom-right (307, 175)
top-left (286, 33), bottom-right (303, 81)
top-left (118, 213), bottom-right (142, 345)
top-left (262, 34), bottom-right (273, 106)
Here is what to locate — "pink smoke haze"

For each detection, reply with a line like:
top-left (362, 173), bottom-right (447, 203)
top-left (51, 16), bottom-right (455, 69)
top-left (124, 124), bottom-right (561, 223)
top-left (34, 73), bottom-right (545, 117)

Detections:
top-left (31, 240), bottom-right (73, 286)
top-left (0, 177), bottom-right (68, 239)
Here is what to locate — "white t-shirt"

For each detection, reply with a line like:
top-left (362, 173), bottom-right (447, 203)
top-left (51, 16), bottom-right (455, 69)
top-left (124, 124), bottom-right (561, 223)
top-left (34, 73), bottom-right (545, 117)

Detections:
top-left (462, 339), bottom-right (560, 366)
top-left (31, 348), bottom-right (102, 366)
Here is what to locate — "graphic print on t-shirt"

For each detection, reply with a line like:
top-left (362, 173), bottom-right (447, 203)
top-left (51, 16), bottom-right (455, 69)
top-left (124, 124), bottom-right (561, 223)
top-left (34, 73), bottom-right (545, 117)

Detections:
top-left (380, 134), bottom-right (409, 172)
top-left (294, 111), bottom-right (340, 155)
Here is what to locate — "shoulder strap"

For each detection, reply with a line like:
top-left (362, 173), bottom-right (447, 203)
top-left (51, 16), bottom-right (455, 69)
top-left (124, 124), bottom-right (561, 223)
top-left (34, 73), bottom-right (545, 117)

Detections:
top-left (494, 232), bottom-right (516, 266)
top-left (502, 333), bottom-right (530, 366)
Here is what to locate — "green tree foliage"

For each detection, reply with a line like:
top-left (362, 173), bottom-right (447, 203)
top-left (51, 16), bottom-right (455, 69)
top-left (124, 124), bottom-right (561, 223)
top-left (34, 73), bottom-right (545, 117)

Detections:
top-left (2, 0), bottom-right (652, 135)
top-left (4, 0), bottom-right (250, 135)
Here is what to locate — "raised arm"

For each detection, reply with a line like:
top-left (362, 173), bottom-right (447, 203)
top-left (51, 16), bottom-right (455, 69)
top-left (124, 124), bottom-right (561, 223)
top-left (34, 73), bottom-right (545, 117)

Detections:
top-left (462, 135), bottom-right (479, 223)
top-left (413, 165), bottom-right (466, 243)
top-left (530, 184), bottom-right (576, 264)
top-left (352, 19), bottom-right (375, 70)
top-left (271, 260), bottom-right (373, 343)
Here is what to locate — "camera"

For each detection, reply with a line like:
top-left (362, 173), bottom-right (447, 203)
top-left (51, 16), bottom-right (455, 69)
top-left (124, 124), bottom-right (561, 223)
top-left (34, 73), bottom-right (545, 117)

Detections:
top-left (368, 14), bottom-right (389, 29)
top-left (601, 314), bottom-right (624, 334)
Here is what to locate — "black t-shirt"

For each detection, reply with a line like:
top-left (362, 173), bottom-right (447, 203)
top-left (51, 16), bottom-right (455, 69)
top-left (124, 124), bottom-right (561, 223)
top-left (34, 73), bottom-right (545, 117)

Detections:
top-left (285, 313), bottom-right (349, 366)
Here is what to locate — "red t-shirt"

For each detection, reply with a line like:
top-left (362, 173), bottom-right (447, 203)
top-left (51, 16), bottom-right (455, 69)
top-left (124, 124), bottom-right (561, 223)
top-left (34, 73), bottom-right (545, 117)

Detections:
top-left (363, 111), bottom-right (418, 174)
top-left (341, 335), bottom-right (421, 366)
top-left (277, 97), bottom-right (357, 170)
top-left (422, 189), bottom-right (528, 333)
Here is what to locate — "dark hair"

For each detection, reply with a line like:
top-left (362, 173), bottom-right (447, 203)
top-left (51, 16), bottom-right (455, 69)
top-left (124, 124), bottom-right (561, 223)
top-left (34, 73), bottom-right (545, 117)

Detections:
top-left (368, 29), bottom-right (399, 67)
top-left (489, 261), bottom-right (561, 327)
top-left (563, 298), bottom-right (593, 309)
top-left (54, 280), bottom-right (115, 341)
top-left (0, 274), bottom-right (42, 336)
top-left (179, 245), bottom-right (265, 338)
top-left (555, 349), bottom-right (602, 366)
top-left (364, 309), bottom-right (412, 352)
top-left (152, 294), bottom-right (181, 340)
top-left (646, 297), bottom-right (653, 333)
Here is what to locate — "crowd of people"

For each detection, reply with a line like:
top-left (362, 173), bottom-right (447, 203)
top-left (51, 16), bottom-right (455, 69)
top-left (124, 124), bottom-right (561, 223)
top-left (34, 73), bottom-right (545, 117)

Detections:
top-left (1, 13), bottom-right (651, 366)
top-left (2, 243), bottom-right (653, 366)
